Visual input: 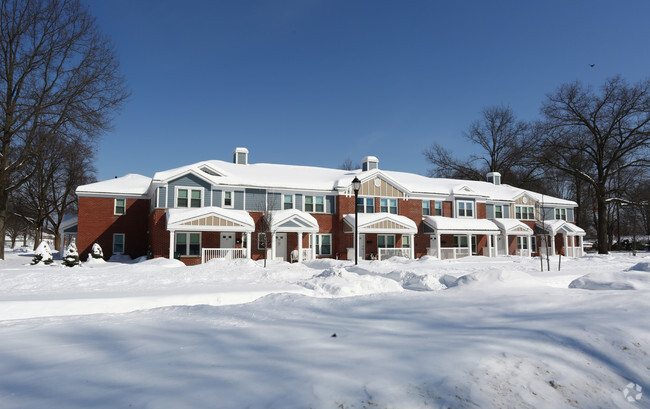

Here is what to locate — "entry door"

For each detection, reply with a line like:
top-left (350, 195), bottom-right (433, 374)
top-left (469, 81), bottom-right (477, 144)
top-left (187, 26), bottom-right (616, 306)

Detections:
top-left (358, 234), bottom-right (366, 260)
top-left (221, 233), bottom-right (235, 248)
top-left (275, 233), bottom-right (287, 261)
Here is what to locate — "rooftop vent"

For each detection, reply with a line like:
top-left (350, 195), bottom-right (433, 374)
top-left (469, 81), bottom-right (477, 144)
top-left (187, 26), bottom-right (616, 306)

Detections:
top-left (362, 156), bottom-right (379, 171)
top-left (233, 147), bottom-right (249, 165)
top-left (487, 171), bottom-right (501, 185)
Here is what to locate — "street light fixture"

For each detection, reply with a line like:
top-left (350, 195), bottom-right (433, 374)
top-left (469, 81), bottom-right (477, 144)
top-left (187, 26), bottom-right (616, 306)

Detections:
top-left (352, 176), bottom-right (361, 265)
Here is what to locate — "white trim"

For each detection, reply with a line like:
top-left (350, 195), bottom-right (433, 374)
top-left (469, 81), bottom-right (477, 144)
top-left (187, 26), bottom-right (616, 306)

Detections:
top-left (114, 198), bottom-right (126, 215)
top-left (303, 195), bottom-right (326, 214)
top-left (223, 190), bottom-right (234, 208)
top-left (282, 194), bottom-right (295, 210)
top-left (515, 205), bottom-right (535, 220)
top-left (456, 200), bottom-right (475, 218)
top-left (174, 231), bottom-right (202, 257)
top-left (379, 198), bottom-right (398, 214)
top-left (175, 186), bottom-right (203, 208)
top-left (112, 233), bottom-right (125, 254)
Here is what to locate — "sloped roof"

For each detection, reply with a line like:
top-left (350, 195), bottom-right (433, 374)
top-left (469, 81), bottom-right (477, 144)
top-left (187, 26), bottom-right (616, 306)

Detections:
top-left (537, 220), bottom-right (586, 236)
top-left (492, 219), bottom-right (534, 235)
top-left (166, 207), bottom-right (255, 232)
top-left (76, 174), bottom-right (152, 196)
top-left (343, 213), bottom-right (418, 234)
top-left (270, 209), bottom-right (319, 233)
top-left (424, 216), bottom-right (500, 234)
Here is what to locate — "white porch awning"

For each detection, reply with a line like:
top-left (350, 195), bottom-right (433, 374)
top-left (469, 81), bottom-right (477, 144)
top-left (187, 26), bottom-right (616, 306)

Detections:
top-left (166, 207), bottom-right (255, 232)
top-left (270, 209), bottom-right (319, 233)
top-left (491, 219), bottom-right (533, 236)
top-left (423, 216), bottom-right (500, 235)
top-left (343, 213), bottom-right (417, 234)
top-left (537, 220), bottom-right (586, 236)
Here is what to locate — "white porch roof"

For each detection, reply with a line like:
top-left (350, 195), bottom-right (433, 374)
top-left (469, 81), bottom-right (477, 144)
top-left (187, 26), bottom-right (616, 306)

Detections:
top-left (491, 219), bottom-right (533, 236)
top-left (270, 209), bottom-right (319, 233)
top-left (343, 213), bottom-right (417, 234)
top-left (423, 216), bottom-right (500, 235)
top-left (166, 207), bottom-right (255, 232)
top-left (537, 220), bottom-right (586, 236)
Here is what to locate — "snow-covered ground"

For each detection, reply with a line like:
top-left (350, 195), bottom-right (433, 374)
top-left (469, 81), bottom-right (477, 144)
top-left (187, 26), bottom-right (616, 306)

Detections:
top-left (1, 248), bottom-right (649, 408)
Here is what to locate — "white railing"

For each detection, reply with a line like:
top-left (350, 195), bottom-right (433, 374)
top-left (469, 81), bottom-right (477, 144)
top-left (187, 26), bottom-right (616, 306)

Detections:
top-left (427, 247), bottom-right (437, 257)
top-left (301, 249), bottom-right (313, 261)
top-left (516, 249), bottom-right (531, 257)
top-left (202, 248), bottom-right (246, 263)
top-left (378, 248), bottom-right (410, 261)
top-left (439, 247), bottom-right (471, 260)
top-left (565, 247), bottom-right (583, 258)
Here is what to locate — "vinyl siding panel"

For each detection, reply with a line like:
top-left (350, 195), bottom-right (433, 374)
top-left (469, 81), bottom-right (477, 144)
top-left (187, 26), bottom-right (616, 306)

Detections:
top-left (234, 191), bottom-right (244, 210)
top-left (168, 174), bottom-right (211, 207)
top-left (567, 208), bottom-right (574, 222)
top-left (212, 190), bottom-right (222, 207)
top-left (295, 194), bottom-right (303, 210)
top-left (157, 187), bottom-right (167, 208)
top-left (326, 195), bottom-right (335, 214)
top-left (245, 188), bottom-right (267, 211)
top-left (486, 204), bottom-right (494, 219)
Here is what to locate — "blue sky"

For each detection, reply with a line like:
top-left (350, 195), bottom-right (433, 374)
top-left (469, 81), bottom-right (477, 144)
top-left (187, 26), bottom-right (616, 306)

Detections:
top-left (86, 0), bottom-right (650, 181)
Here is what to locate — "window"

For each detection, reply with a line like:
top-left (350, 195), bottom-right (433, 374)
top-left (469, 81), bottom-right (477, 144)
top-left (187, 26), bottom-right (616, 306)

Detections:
top-left (495, 205), bottom-right (503, 218)
top-left (434, 201), bottom-right (442, 216)
top-left (283, 194), bottom-right (293, 210)
top-left (304, 195), bottom-right (325, 213)
top-left (555, 208), bottom-right (566, 220)
top-left (531, 236), bottom-right (537, 252)
top-left (377, 234), bottom-right (395, 248)
top-left (457, 200), bottom-right (474, 218)
top-left (453, 235), bottom-right (468, 248)
top-left (517, 236), bottom-right (528, 250)
top-left (223, 191), bottom-right (233, 208)
top-left (113, 233), bottom-right (125, 254)
top-left (175, 232), bottom-right (200, 256)
top-left (357, 197), bottom-right (374, 213)
top-left (401, 235), bottom-right (410, 248)
top-left (422, 201), bottom-right (430, 216)
top-left (177, 188), bottom-right (202, 208)
top-left (310, 234), bottom-right (332, 255)
top-left (257, 233), bottom-right (267, 250)
top-left (114, 198), bottom-right (125, 215)
top-left (380, 198), bottom-right (397, 214)
top-left (515, 205), bottom-right (535, 220)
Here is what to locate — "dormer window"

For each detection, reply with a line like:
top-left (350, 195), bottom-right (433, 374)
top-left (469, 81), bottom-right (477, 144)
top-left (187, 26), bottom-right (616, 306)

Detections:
top-left (362, 156), bottom-right (379, 171)
top-left (233, 147), bottom-right (249, 165)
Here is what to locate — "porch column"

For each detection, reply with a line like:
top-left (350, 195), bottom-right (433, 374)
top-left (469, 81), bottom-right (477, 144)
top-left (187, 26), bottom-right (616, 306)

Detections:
top-left (409, 234), bottom-right (415, 259)
top-left (311, 233), bottom-right (316, 259)
top-left (246, 232), bottom-right (251, 259)
top-left (436, 232), bottom-right (441, 259)
top-left (297, 232), bottom-right (302, 262)
top-left (502, 232), bottom-right (508, 255)
top-left (494, 235), bottom-right (499, 256)
top-left (466, 234), bottom-right (471, 256)
top-left (486, 234), bottom-right (491, 257)
top-left (527, 235), bottom-right (532, 257)
top-left (563, 234), bottom-right (568, 256)
top-left (579, 236), bottom-right (584, 256)
top-left (169, 231), bottom-right (174, 259)
top-left (550, 234), bottom-right (556, 255)
top-left (271, 232), bottom-right (276, 261)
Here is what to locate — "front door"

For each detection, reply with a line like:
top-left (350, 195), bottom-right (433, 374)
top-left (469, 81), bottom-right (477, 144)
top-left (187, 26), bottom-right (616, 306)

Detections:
top-left (221, 233), bottom-right (235, 248)
top-left (275, 233), bottom-right (287, 261)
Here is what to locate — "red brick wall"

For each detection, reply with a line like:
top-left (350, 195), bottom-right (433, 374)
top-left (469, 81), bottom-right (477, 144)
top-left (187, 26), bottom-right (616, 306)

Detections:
top-left (477, 203), bottom-right (487, 219)
top-left (443, 201), bottom-right (453, 217)
top-left (77, 196), bottom-right (150, 260)
top-left (149, 209), bottom-right (169, 258)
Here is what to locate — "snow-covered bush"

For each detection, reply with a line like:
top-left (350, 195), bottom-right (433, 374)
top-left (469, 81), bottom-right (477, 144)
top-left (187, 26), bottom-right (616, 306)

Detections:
top-left (62, 242), bottom-right (81, 267)
top-left (31, 242), bottom-right (54, 265)
top-left (91, 243), bottom-right (104, 259)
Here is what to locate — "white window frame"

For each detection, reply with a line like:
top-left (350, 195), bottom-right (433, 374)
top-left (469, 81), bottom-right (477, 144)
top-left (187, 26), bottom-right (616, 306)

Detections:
top-left (453, 235), bottom-right (468, 248)
top-left (555, 208), bottom-right (566, 221)
top-left (304, 195), bottom-right (326, 213)
top-left (356, 197), bottom-right (374, 213)
top-left (113, 233), bottom-right (125, 254)
top-left (495, 205), bottom-right (503, 219)
top-left (380, 198), bottom-right (398, 214)
top-left (422, 201), bottom-right (430, 216)
top-left (401, 235), bottom-right (410, 248)
top-left (223, 191), bottom-right (234, 208)
top-left (309, 234), bottom-right (332, 256)
top-left (515, 205), bottom-right (535, 220)
top-left (114, 198), bottom-right (126, 215)
top-left (176, 186), bottom-right (203, 208)
top-left (434, 201), bottom-right (442, 216)
top-left (175, 232), bottom-right (201, 257)
top-left (283, 194), bottom-right (294, 210)
top-left (456, 200), bottom-right (474, 218)
top-left (257, 232), bottom-right (267, 250)
top-left (377, 234), bottom-right (396, 249)
top-left (531, 236), bottom-right (537, 252)
top-left (517, 236), bottom-right (528, 250)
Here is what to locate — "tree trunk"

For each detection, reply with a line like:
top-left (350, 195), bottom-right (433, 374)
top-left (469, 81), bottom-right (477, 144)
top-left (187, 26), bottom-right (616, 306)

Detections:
top-left (597, 194), bottom-right (609, 254)
top-left (0, 189), bottom-right (8, 260)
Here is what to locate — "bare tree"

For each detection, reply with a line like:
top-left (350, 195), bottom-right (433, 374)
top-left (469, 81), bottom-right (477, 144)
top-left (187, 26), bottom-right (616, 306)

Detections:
top-left (534, 76), bottom-right (650, 254)
top-left (0, 0), bottom-right (129, 258)
top-left (339, 158), bottom-right (360, 171)
top-left (258, 192), bottom-right (280, 267)
top-left (424, 106), bottom-right (533, 185)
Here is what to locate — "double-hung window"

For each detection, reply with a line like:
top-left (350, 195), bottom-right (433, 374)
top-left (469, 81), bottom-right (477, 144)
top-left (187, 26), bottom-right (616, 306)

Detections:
top-left (401, 235), bottom-right (410, 248)
top-left (223, 191), bottom-right (233, 208)
top-left (495, 205), bottom-right (503, 218)
top-left (304, 196), bottom-right (325, 213)
top-left (113, 233), bottom-right (125, 254)
top-left (422, 201), bottom-right (430, 216)
top-left (257, 233), bottom-right (267, 250)
top-left (515, 205), bottom-right (535, 220)
top-left (555, 208), bottom-right (566, 220)
top-left (377, 234), bottom-right (396, 248)
top-left (175, 232), bottom-right (201, 256)
top-left (310, 234), bottom-right (332, 256)
top-left (283, 194), bottom-right (293, 210)
top-left (114, 198), bottom-right (125, 215)
top-left (380, 198), bottom-right (397, 214)
top-left (356, 197), bottom-right (374, 213)
top-left (177, 188), bottom-right (202, 208)
top-left (434, 201), bottom-right (442, 216)
top-left (517, 236), bottom-right (528, 250)
top-left (457, 200), bottom-right (474, 218)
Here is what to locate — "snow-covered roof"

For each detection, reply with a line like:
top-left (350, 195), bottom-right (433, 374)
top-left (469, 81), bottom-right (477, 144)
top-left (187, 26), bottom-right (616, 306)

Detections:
top-left (491, 219), bottom-right (534, 235)
top-left (270, 209), bottom-right (319, 233)
top-left (424, 216), bottom-right (500, 234)
top-left (537, 220), bottom-right (586, 236)
top-left (76, 174), bottom-right (152, 196)
top-left (166, 207), bottom-right (255, 232)
top-left (343, 213), bottom-right (418, 234)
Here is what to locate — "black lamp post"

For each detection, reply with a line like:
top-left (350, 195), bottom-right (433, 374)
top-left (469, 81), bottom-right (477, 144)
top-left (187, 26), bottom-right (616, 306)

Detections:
top-left (352, 176), bottom-right (361, 265)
